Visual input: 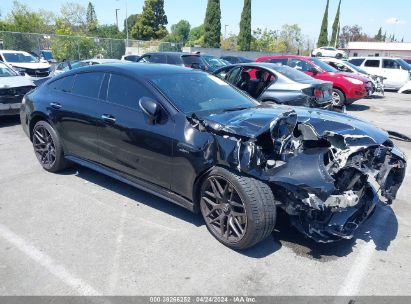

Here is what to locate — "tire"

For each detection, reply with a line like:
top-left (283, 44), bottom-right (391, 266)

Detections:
top-left (32, 120), bottom-right (69, 173)
top-left (336, 53), bottom-right (343, 59)
top-left (199, 167), bottom-right (276, 250)
top-left (332, 88), bottom-right (346, 106)
top-left (316, 52), bottom-right (322, 57)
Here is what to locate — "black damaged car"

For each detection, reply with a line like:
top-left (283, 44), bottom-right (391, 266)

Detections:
top-left (20, 64), bottom-right (406, 249)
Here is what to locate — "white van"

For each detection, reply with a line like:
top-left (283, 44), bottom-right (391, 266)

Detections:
top-left (0, 50), bottom-right (51, 79)
top-left (348, 57), bottom-right (410, 90)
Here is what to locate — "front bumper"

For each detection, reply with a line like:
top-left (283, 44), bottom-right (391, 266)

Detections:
top-left (0, 102), bottom-right (21, 116)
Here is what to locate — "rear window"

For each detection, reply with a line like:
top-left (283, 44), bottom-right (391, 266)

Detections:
top-left (267, 58), bottom-right (288, 65)
top-left (49, 75), bottom-right (75, 93)
top-left (349, 58), bottom-right (365, 66)
top-left (274, 65), bottom-right (316, 82)
top-left (309, 58), bottom-right (338, 72)
top-left (182, 55), bottom-right (202, 65)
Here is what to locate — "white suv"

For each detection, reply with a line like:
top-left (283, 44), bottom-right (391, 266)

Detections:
top-left (312, 47), bottom-right (347, 59)
top-left (0, 50), bottom-right (51, 79)
top-left (349, 57), bottom-right (411, 90)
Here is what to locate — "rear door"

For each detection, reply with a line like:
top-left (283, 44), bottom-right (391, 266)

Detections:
top-left (381, 59), bottom-right (409, 89)
top-left (96, 73), bottom-right (173, 188)
top-left (49, 72), bottom-right (103, 162)
top-left (361, 58), bottom-right (381, 76)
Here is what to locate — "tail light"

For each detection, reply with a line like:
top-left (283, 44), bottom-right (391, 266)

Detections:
top-left (314, 88), bottom-right (323, 97)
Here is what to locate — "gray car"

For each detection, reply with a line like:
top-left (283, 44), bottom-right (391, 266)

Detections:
top-left (0, 61), bottom-right (35, 116)
top-left (213, 63), bottom-right (336, 111)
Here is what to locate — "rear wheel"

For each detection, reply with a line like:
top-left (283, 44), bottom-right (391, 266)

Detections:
top-left (32, 121), bottom-right (69, 172)
top-left (200, 167), bottom-right (276, 250)
top-left (316, 52), bottom-right (322, 57)
top-left (332, 88), bottom-right (346, 106)
top-left (336, 53), bottom-right (343, 59)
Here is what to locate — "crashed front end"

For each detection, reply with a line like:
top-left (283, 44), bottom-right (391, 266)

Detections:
top-left (194, 106), bottom-right (407, 242)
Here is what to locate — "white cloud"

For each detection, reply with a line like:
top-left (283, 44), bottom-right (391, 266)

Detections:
top-left (385, 17), bottom-right (407, 25)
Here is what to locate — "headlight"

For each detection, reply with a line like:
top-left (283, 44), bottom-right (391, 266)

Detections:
top-left (343, 77), bottom-right (363, 85)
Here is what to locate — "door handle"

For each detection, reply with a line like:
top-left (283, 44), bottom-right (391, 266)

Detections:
top-left (50, 102), bottom-right (62, 109)
top-left (101, 114), bottom-right (116, 124)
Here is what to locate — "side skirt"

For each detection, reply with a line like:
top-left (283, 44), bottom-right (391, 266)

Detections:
top-left (65, 156), bottom-right (195, 213)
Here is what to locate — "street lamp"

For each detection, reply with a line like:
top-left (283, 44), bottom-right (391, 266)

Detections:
top-left (115, 9), bottom-right (120, 31)
top-left (116, 0), bottom-right (129, 46)
top-left (224, 25), bottom-right (229, 38)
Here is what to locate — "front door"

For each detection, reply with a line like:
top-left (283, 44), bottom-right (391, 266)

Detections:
top-left (96, 73), bottom-right (173, 189)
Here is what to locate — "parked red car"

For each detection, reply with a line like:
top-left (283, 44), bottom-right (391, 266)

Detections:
top-left (256, 55), bottom-right (368, 106)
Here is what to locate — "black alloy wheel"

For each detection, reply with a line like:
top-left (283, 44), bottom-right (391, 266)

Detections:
top-left (201, 176), bottom-right (248, 242)
top-left (33, 124), bottom-right (57, 169)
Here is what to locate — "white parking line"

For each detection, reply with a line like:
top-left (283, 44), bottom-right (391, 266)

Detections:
top-left (0, 223), bottom-right (101, 296)
top-left (336, 207), bottom-right (391, 296)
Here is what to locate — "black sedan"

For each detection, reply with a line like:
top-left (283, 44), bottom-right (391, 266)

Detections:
top-left (20, 64), bottom-right (406, 249)
top-left (214, 63), bottom-right (337, 110)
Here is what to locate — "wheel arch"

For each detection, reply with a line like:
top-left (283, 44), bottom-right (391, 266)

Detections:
top-left (29, 112), bottom-right (53, 142)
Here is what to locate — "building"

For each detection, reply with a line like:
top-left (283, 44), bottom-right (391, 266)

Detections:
top-left (343, 42), bottom-right (411, 58)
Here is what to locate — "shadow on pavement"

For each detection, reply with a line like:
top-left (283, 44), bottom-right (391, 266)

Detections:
top-left (61, 166), bottom-right (205, 227)
top-left (0, 115), bottom-right (20, 128)
top-left (271, 205), bottom-right (398, 262)
top-left (347, 104), bottom-right (370, 112)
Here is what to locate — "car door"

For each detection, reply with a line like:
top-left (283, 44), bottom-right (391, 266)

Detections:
top-left (381, 59), bottom-right (409, 89)
top-left (48, 72), bottom-right (103, 163)
top-left (362, 58), bottom-right (381, 76)
top-left (95, 73), bottom-right (173, 189)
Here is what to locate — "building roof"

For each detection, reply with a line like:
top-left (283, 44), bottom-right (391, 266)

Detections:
top-left (344, 42), bottom-right (411, 51)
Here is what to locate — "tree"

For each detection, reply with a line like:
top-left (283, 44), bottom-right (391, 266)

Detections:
top-left (86, 2), bottom-right (98, 32)
top-left (60, 2), bottom-right (87, 32)
top-left (130, 0), bottom-right (168, 40)
top-left (186, 24), bottom-right (204, 46)
top-left (238, 0), bottom-right (252, 51)
top-left (279, 24), bottom-right (303, 54)
top-left (165, 20), bottom-right (191, 44)
top-left (203, 0), bottom-right (221, 48)
top-left (317, 0), bottom-right (329, 47)
top-left (330, 0), bottom-right (341, 47)
top-left (374, 27), bottom-right (383, 41)
top-left (339, 25), bottom-right (372, 45)
top-left (124, 14), bottom-right (139, 36)
top-left (251, 27), bottom-right (278, 52)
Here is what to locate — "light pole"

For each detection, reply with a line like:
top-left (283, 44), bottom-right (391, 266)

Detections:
top-left (116, 0), bottom-right (129, 46)
top-left (115, 9), bottom-right (120, 31)
top-left (224, 24), bottom-right (229, 38)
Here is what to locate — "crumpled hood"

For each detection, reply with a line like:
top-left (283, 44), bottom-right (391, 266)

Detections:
top-left (202, 104), bottom-right (389, 145)
top-left (9, 62), bottom-right (50, 69)
top-left (0, 76), bottom-right (35, 88)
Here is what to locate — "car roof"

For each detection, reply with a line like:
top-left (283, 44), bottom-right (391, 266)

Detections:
top-left (0, 50), bottom-right (30, 54)
top-left (58, 63), bottom-right (202, 79)
top-left (257, 55), bottom-right (311, 61)
top-left (82, 59), bottom-right (123, 64)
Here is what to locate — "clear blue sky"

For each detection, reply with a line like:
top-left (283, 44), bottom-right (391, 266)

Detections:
top-left (1, 0), bottom-right (410, 42)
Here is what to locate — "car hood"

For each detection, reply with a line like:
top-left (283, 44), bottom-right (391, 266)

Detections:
top-left (0, 76), bottom-right (35, 88)
top-left (9, 62), bottom-right (50, 69)
top-left (324, 71), bottom-right (369, 83)
top-left (201, 104), bottom-right (388, 145)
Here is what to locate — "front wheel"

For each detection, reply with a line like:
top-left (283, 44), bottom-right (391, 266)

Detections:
top-left (336, 53), bottom-right (343, 59)
top-left (332, 88), bottom-right (346, 106)
top-left (32, 120), bottom-right (69, 172)
top-left (200, 167), bottom-right (276, 250)
top-left (316, 52), bottom-right (322, 57)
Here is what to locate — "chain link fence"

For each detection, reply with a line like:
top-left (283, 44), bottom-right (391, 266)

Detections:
top-left (0, 31), bottom-right (185, 61)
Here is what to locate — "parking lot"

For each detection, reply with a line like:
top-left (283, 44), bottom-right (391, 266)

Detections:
top-left (0, 92), bottom-right (410, 296)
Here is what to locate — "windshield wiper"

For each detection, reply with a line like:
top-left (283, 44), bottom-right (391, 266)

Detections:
top-left (222, 106), bottom-right (252, 113)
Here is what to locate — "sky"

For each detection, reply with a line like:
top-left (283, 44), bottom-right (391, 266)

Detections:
top-left (1, 0), bottom-right (410, 42)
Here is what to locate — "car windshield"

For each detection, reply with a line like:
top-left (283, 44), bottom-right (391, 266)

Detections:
top-left (309, 58), bottom-right (338, 72)
top-left (202, 56), bottom-right (227, 68)
top-left (273, 65), bottom-right (315, 82)
top-left (0, 63), bottom-right (18, 77)
top-left (344, 61), bottom-right (368, 74)
top-left (150, 73), bottom-right (259, 115)
top-left (3, 52), bottom-right (39, 63)
top-left (42, 51), bottom-right (54, 60)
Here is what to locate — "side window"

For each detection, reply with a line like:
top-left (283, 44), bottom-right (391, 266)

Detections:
top-left (149, 54), bottom-right (166, 63)
top-left (49, 75), bottom-right (75, 93)
top-left (138, 55), bottom-right (151, 63)
top-left (349, 58), bottom-right (365, 66)
top-left (107, 74), bottom-right (153, 109)
top-left (364, 60), bottom-right (380, 68)
top-left (72, 72), bottom-right (104, 99)
top-left (0, 54), bottom-right (4, 61)
top-left (167, 55), bottom-right (179, 65)
top-left (383, 59), bottom-right (400, 69)
top-left (289, 59), bottom-right (311, 72)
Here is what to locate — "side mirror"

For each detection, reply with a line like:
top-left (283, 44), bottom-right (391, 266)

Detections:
top-left (139, 97), bottom-right (161, 124)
